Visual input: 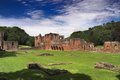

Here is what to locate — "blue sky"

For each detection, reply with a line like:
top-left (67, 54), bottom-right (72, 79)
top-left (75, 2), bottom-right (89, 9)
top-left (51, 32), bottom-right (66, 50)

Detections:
top-left (0, 0), bottom-right (120, 37)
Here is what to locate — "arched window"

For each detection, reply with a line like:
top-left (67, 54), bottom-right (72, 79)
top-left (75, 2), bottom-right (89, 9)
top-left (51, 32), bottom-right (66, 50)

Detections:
top-left (56, 46), bottom-right (58, 50)
top-left (61, 47), bottom-right (64, 51)
top-left (51, 46), bottom-right (53, 50)
top-left (59, 47), bottom-right (61, 50)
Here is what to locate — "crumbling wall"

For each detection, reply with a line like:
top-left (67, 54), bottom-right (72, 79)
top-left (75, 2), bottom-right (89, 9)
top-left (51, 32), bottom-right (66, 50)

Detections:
top-left (50, 45), bottom-right (64, 51)
top-left (68, 38), bottom-right (94, 51)
top-left (3, 41), bottom-right (18, 51)
top-left (0, 31), bottom-right (18, 51)
top-left (103, 41), bottom-right (120, 53)
top-left (35, 33), bottom-right (95, 51)
top-left (35, 33), bottom-right (64, 50)
top-left (69, 38), bottom-right (82, 50)
top-left (35, 34), bottom-right (43, 48)
top-left (84, 43), bottom-right (94, 51)
top-left (0, 32), bottom-right (4, 50)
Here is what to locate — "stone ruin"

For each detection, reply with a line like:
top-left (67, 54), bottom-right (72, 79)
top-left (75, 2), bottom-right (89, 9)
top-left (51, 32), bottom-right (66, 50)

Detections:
top-left (103, 41), bottom-right (120, 53)
top-left (35, 33), bottom-right (120, 53)
top-left (0, 31), bottom-right (18, 51)
top-left (35, 33), bottom-right (94, 51)
top-left (95, 62), bottom-right (120, 72)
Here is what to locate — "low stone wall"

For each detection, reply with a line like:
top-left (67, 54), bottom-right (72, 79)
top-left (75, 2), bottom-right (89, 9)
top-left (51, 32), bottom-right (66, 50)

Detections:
top-left (95, 62), bottom-right (120, 72)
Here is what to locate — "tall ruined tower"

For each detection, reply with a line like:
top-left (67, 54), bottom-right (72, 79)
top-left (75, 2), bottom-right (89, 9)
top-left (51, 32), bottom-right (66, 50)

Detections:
top-left (0, 32), bottom-right (4, 50)
top-left (35, 34), bottom-right (43, 48)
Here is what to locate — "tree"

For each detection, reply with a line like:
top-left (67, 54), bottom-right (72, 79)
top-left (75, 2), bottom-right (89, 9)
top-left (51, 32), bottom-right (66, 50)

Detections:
top-left (0, 26), bottom-right (34, 46)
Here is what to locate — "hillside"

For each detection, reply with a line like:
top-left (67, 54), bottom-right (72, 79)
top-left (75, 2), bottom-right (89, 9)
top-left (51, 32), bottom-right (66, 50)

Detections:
top-left (0, 26), bottom-right (34, 46)
top-left (70, 21), bottom-right (120, 45)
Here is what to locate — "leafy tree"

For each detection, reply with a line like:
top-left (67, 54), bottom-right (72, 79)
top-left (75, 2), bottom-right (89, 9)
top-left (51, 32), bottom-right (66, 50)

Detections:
top-left (69, 21), bottom-right (120, 45)
top-left (0, 26), bottom-right (34, 46)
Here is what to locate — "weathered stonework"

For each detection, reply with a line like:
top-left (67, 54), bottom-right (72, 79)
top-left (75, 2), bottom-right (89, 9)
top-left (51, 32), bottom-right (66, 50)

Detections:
top-left (35, 33), bottom-right (94, 51)
top-left (3, 41), bottom-right (18, 51)
top-left (0, 31), bottom-right (4, 50)
top-left (103, 41), bottom-right (120, 53)
top-left (0, 32), bottom-right (18, 51)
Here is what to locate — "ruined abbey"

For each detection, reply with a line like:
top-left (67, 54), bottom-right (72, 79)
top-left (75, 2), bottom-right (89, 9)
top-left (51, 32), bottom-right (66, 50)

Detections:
top-left (0, 32), bottom-right (18, 51)
top-left (35, 33), bottom-right (120, 53)
top-left (35, 33), bottom-right (94, 51)
top-left (103, 41), bottom-right (120, 53)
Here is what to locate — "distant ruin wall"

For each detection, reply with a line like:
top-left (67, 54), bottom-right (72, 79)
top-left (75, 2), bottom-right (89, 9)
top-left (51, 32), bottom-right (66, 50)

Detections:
top-left (35, 33), bottom-right (120, 53)
top-left (35, 33), bottom-right (94, 51)
top-left (3, 41), bottom-right (18, 51)
top-left (103, 41), bottom-right (120, 53)
top-left (0, 32), bottom-right (4, 50)
top-left (0, 31), bottom-right (18, 51)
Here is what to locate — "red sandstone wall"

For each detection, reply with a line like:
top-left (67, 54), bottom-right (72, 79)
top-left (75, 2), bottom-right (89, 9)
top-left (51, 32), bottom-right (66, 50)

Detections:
top-left (35, 35), bottom-right (42, 47)
top-left (35, 33), bottom-right (95, 51)
top-left (69, 39), bottom-right (83, 50)
top-left (103, 41), bottom-right (120, 53)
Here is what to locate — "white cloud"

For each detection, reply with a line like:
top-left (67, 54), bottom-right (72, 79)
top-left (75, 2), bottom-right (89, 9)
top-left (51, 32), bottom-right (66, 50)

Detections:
top-left (0, 0), bottom-right (120, 37)
top-left (27, 10), bottom-right (44, 19)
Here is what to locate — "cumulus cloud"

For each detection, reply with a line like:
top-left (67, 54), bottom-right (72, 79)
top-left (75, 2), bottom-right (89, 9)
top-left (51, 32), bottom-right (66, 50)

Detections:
top-left (0, 0), bottom-right (120, 37)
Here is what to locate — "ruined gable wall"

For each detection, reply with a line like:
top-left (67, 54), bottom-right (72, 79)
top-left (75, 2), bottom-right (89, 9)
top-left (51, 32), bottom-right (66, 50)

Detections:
top-left (43, 33), bottom-right (64, 50)
top-left (69, 39), bottom-right (80, 50)
top-left (0, 31), bottom-right (18, 51)
top-left (3, 41), bottom-right (18, 50)
top-left (35, 34), bottom-right (43, 48)
top-left (34, 33), bottom-right (95, 51)
top-left (68, 38), bottom-right (86, 51)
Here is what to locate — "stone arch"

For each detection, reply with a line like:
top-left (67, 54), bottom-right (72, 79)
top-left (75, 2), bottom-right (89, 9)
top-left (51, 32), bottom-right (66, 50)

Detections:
top-left (51, 46), bottom-right (53, 50)
top-left (106, 45), bottom-right (109, 48)
top-left (59, 47), bottom-right (61, 50)
top-left (61, 47), bottom-right (64, 51)
top-left (56, 46), bottom-right (58, 50)
top-left (114, 44), bottom-right (118, 50)
top-left (114, 44), bottom-right (117, 47)
top-left (12, 42), bottom-right (14, 46)
top-left (106, 45), bottom-right (110, 49)
top-left (53, 46), bottom-right (56, 50)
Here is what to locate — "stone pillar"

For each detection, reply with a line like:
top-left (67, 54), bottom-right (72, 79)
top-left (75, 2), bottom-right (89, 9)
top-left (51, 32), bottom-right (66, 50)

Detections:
top-left (0, 32), bottom-right (4, 50)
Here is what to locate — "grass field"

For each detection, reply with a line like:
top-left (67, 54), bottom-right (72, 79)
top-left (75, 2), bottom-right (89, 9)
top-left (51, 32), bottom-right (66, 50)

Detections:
top-left (0, 50), bottom-right (120, 80)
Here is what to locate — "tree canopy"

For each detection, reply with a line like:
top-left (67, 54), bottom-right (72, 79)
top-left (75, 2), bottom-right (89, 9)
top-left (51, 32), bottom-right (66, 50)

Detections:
top-left (1, 21), bottom-right (120, 46)
top-left (0, 26), bottom-right (34, 46)
top-left (70, 21), bottom-right (120, 45)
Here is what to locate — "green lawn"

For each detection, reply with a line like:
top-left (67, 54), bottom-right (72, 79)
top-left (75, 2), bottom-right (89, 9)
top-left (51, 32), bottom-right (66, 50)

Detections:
top-left (95, 45), bottom-right (103, 48)
top-left (19, 45), bottom-right (32, 48)
top-left (0, 50), bottom-right (120, 80)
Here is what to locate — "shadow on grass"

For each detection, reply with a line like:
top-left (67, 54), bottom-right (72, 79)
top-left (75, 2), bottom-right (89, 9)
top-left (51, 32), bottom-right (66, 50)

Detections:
top-left (116, 74), bottom-right (120, 80)
top-left (0, 69), bottom-right (92, 80)
top-left (0, 51), bottom-right (16, 58)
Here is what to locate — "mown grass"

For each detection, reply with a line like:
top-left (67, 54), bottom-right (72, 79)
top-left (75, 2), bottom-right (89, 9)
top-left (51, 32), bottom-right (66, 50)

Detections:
top-left (19, 45), bottom-right (32, 48)
top-left (95, 45), bottom-right (103, 48)
top-left (0, 50), bottom-right (120, 80)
